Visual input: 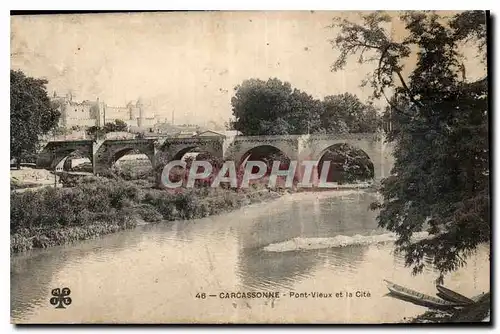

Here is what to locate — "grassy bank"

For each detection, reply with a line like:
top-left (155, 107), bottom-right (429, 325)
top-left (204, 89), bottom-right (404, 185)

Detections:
top-left (10, 177), bottom-right (281, 253)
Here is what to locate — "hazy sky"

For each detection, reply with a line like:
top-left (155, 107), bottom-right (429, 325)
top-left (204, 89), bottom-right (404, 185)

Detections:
top-left (10, 11), bottom-right (484, 125)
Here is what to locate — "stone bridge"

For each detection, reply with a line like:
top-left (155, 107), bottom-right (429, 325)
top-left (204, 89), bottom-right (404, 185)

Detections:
top-left (36, 133), bottom-right (394, 186)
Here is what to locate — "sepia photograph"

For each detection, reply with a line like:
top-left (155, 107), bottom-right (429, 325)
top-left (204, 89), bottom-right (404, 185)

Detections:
top-left (9, 10), bottom-right (490, 324)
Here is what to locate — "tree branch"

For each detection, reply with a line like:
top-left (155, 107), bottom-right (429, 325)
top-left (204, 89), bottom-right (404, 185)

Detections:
top-left (376, 43), bottom-right (417, 119)
top-left (395, 70), bottom-right (424, 109)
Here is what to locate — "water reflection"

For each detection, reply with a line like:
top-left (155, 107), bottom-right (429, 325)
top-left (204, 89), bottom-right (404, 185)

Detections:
top-left (10, 227), bottom-right (147, 318)
top-left (236, 193), bottom-right (377, 291)
top-left (237, 248), bottom-right (319, 291)
top-left (10, 191), bottom-right (490, 323)
top-left (317, 245), bottom-right (370, 272)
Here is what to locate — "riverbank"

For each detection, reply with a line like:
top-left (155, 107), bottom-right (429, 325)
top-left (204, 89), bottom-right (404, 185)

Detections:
top-left (10, 167), bottom-right (59, 190)
top-left (408, 292), bottom-right (491, 323)
top-left (10, 177), bottom-right (282, 253)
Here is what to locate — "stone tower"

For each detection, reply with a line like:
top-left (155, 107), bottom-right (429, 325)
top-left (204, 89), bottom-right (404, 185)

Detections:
top-left (94, 98), bottom-right (106, 128)
top-left (136, 98), bottom-right (144, 128)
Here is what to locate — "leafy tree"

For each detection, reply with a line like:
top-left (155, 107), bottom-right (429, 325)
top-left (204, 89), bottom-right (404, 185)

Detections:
top-left (450, 11), bottom-right (487, 62)
top-left (103, 119), bottom-right (128, 133)
top-left (322, 93), bottom-right (381, 133)
top-left (258, 117), bottom-right (293, 135)
top-left (231, 78), bottom-right (383, 136)
top-left (287, 89), bottom-right (325, 134)
top-left (231, 78), bottom-right (323, 135)
top-left (113, 119), bottom-right (129, 132)
top-left (321, 96), bottom-right (349, 134)
top-left (87, 120), bottom-right (129, 139)
top-left (103, 122), bottom-right (114, 133)
top-left (331, 11), bottom-right (488, 281)
top-left (86, 125), bottom-right (105, 139)
top-left (11, 70), bottom-right (60, 168)
top-left (360, 104), bottom-right (383, 132)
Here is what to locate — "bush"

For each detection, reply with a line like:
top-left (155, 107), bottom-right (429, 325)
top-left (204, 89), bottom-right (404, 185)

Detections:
top-left (11, 177), bottom-right (284, 253)
top-left (135, 204), bottom-right (163, 222)
top-left (112, 160), bottom-right (153, 181)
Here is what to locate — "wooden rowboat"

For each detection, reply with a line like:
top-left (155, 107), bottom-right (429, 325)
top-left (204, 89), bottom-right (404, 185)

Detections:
top-left (436, 285), bottom-right (475, 305)
top-left (384, 280), bottom-right (463, 310)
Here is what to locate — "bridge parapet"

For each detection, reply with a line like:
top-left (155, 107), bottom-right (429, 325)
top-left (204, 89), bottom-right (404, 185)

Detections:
top-left (102, 138), bottom-right (157, 145)
top-left (233, 134), bottom-right (302, 142)
top-left (43, 140), bottom-right (94, 146)
top-left (230, 132), bottom-right (381, 142)
top-left (300, 132), bottom-right (383, 142)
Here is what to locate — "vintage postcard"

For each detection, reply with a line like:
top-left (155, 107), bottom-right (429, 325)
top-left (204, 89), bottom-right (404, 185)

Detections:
top-left (10, 10), bottom-right (490, 324)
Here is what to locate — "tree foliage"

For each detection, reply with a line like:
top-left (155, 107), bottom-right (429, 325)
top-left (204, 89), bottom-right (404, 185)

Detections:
top-left (331, 11), bottom-right (488, 280)
top-left (320, 144), bottom-right (375, 183)
top-left (87, 119), bottom-right (129, 138)
top-left (106, 119), bottom-right (129, 133)
top-left (11, 70), bottom-right (60, 166)
top-left (322, 93), bottom-right (382, 133)
top-left (231, 78), bottom-right (323, 135)
top-left (231, 78), bottom-right (381, 136)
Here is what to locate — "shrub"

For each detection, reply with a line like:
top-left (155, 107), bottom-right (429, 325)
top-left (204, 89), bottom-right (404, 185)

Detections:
top-left (142, 190), bottom-right (178, 219)
top-left (135, 204), bottom-right (163, 223)
top-left (11, 177), bottom-right (284, 253)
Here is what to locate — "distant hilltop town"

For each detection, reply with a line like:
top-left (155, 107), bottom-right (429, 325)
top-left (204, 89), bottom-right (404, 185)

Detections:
top-left (48, 91), bottom-right (235, 140)
top-left (51, 91), bottom-right (162, 130)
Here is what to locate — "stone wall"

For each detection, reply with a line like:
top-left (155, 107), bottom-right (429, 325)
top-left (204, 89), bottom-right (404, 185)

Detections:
top-left (51, 94), bottom-right (152, 130)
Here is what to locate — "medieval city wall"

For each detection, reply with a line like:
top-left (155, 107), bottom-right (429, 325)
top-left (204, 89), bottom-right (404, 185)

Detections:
top-left (52, 93), bottom-right (154, 130)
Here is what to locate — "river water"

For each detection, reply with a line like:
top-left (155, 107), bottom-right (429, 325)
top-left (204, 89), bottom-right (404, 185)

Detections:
top-left (11, 190), bottom-right (490, 324)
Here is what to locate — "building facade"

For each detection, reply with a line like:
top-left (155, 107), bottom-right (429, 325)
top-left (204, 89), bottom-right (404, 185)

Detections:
top-left (51, 92), bottom-right (160, 130)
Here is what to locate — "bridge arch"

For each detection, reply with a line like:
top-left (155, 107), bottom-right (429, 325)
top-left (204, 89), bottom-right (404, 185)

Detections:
top-left (51, 149), bottom-right (93, 171)
top-left (36, 141), bottom-right (94, 171)
top-left (315, 143), bottom-right (375, 184)
top-left (170, 145), bottom-right (222, 161)
top-left (108, 146), bottom-right (155, 167)
top-left (157, 137), bottom-right (224, 162)
top-left (93, 139), bottom-right (156, 176)
top-left (224, 136), bottom-right (299, 168)
top-left (106, 146), bottom-right (156, 181)
top-left (235, 144), bottom-right (291, 169)
top-left (153, 138), bottom-right (224, 188)
top-left (59, 149), bottom-right (93, 172)
top-left (303, 134), bottom-right (388, 181)
top-left (227, 144), bottom-right (294, 188)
